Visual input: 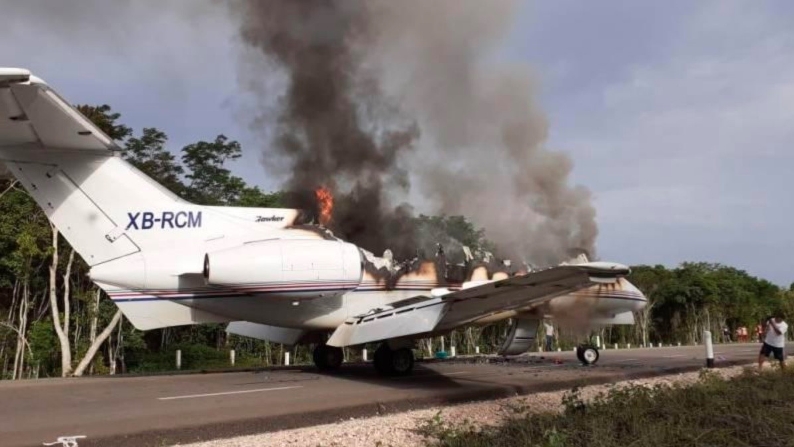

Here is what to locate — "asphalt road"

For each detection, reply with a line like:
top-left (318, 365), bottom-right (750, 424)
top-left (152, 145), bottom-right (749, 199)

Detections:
top-left (0, 343), bottom-right (776, 447)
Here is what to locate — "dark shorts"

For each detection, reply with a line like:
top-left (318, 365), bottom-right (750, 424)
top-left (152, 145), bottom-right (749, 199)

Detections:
top-left (760, 342), bottom-right (785, 361)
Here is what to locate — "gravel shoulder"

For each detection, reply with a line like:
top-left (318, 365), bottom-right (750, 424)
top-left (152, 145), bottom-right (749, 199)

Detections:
top-left (174, 364), bottom-right (753, 447)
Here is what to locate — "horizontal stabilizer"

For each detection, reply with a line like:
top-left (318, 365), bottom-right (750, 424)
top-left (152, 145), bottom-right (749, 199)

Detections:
top-left (226, 321), bottom-right (305, 345)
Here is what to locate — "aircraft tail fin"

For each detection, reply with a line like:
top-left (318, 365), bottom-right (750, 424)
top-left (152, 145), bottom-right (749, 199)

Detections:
top-left (563, 249), bottom-right (590, 265)
top-left (0, 68), bottom-right (184, 266)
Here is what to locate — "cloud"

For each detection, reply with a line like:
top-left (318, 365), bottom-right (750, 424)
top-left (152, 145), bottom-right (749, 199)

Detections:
top-left (0, 0), bottom-right (263, 180)
top-left (540, 1), bottom-right (794, 284)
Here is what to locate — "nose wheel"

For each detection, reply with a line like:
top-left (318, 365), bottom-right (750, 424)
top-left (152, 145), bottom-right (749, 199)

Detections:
top-left (576, 345), bottom-right (600, 365)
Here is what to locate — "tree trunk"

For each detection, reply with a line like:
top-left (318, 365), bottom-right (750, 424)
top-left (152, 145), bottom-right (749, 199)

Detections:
top-left (63, 249), bottom-right (74, 349)
top-left (7, 278), bottom-right (19, 320)
top-left (49, 226), bottom-right (73, 377)
top-left (74, 310), bottom-right (121, 376)
top-left (107, 325), bottom-right (118, 376)
top-left (88, 289), bottom-right (100, 375)
top-left (13, 280), bottom-right (30, 380)
top-left (424, 338), bottom-right (433, 358)
top-left (0, 180), bottom-right (18, 201)
top-left (116, 318), bottom-right (125, 374)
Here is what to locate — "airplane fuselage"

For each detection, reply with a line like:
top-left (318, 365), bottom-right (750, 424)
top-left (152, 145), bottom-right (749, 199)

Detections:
top-left (89, 203), bottom-right (646, 332)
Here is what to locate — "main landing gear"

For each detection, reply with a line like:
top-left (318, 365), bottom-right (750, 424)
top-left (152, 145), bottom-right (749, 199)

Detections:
top-left (313, 344), bottom-right (344, 371)
top-left (373, 343), bottom-right (414, 376)
top-left (576, 344), bottom-right (600, 366)
top-left (312, 342), bottom-right (415, 376)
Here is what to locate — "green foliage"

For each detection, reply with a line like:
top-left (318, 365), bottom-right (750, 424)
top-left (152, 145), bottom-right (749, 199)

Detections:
top-left (75, 104), bottom-right (132, 141)
top-left (28, 320), bottom-right (57, 375)
top-left (625, 262), bottom-right (786, 346)
top-left (235, 187), bottom-right (286, 208)
top-left (124, 128), bottom-right (185, 196)
top-left (0, 185), bottom-right (50, 282)
top-left (420, 369), bottom-right (794, 447)
top-left (181, 135), bottom-right (248, 205)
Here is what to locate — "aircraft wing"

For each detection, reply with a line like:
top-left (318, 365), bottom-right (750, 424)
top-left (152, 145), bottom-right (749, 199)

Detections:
top-left (326, 262), bottom-right (630, 347)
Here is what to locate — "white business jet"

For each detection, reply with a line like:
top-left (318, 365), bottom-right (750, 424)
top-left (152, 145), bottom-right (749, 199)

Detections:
top-left (0, 68), bottom-right (646, 375)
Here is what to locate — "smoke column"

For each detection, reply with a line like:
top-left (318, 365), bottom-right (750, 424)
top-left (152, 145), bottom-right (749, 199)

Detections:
top-left (228, 0), bottom-right (598, 266)
top-left (228, 1), bottom-right (421, 258)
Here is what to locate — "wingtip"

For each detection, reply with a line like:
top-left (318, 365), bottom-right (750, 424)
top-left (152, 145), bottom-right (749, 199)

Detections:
top-left (577, 261), bottom-right (631, 276)
top-left (0, 67), bottom-right (31, 84)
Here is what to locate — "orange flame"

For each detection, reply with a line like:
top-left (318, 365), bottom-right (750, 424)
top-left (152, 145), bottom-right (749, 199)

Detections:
top-left (315, 186), bottom-right (334, 226)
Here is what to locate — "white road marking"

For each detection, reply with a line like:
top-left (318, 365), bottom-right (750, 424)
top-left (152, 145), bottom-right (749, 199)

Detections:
top-left (158, 385), bottom-right (302, 401)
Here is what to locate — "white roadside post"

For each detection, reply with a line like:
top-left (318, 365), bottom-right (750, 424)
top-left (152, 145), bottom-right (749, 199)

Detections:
top-left (451, 346), bottom-right (456, 357)
top-left (475, 346), bottom-right (480, 354)
top-left (176, 350), bottom-right (181, 370)
top-left (362, 348), bottom-right (368, 361)
top-left (595, 336), bottom-right (601, 349)
top-left (627, 343), bottom-right (631, 349)
top-left (704, 330), bottom-right (714, 368)
top-left (230, 349), bottom-right (235, 366)
top-left (285, 351), bottom-right (291, 366)
top-left (614, 343), bottom-right (618, 350)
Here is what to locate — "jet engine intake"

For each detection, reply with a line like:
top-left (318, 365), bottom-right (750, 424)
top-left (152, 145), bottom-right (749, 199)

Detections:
top-left (203, 239), bottom-right (362, 298)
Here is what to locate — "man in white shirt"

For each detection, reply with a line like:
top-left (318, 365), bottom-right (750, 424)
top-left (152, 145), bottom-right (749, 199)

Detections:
top-left (543, 321), bottom-right (554, 352)
top-left (758, 314), bottom-right (788, 370)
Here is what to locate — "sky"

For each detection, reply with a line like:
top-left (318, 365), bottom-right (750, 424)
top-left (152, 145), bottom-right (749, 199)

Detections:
top-left (1, 0), bottom-right (792, 286)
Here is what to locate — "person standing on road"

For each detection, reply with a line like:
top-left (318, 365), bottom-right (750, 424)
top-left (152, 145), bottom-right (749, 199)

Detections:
top-left (723, 326), bottom-right (731, 343)
top-left (543, 321), bottom-right (554, 352)
top-left (758, 314), bottom-right (788, 370)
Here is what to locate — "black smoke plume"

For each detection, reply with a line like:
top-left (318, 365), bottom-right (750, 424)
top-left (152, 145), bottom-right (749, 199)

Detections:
top-left (228, 0), bottom-right (599, 266)
top-left (229, 0), bottom-right (420, 259)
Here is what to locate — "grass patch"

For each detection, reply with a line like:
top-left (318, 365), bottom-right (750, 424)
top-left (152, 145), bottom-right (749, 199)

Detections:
top-left (418, 367), bottom-right (794, 447)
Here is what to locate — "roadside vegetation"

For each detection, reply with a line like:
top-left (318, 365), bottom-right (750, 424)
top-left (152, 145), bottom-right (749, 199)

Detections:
top-left (418, 367), bottom-right (794, 447)
top-left (1, 104), bottom-right (793, 379)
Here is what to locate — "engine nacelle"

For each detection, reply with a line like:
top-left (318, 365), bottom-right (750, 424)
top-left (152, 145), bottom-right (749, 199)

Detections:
top-left (497, 315), bottom-right (540, 356)
top-left (203, 239), bottom-right (363, 299)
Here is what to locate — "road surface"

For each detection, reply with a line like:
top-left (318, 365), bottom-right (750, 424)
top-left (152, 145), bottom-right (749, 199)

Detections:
top-left (0, 343), bottom-right (774, 447)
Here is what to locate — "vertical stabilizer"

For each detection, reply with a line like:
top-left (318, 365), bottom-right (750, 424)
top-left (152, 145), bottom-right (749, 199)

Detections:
top-left (0, 68), bottom-right (183, 266)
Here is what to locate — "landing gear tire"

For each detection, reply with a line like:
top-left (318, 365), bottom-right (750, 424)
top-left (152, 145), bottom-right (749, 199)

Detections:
top-left (373, 344), bottom-right (414, 376)
top-left (576, 345), bottom-right (599, 365)
top-left (313, 344), bottom-right (344, 371)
